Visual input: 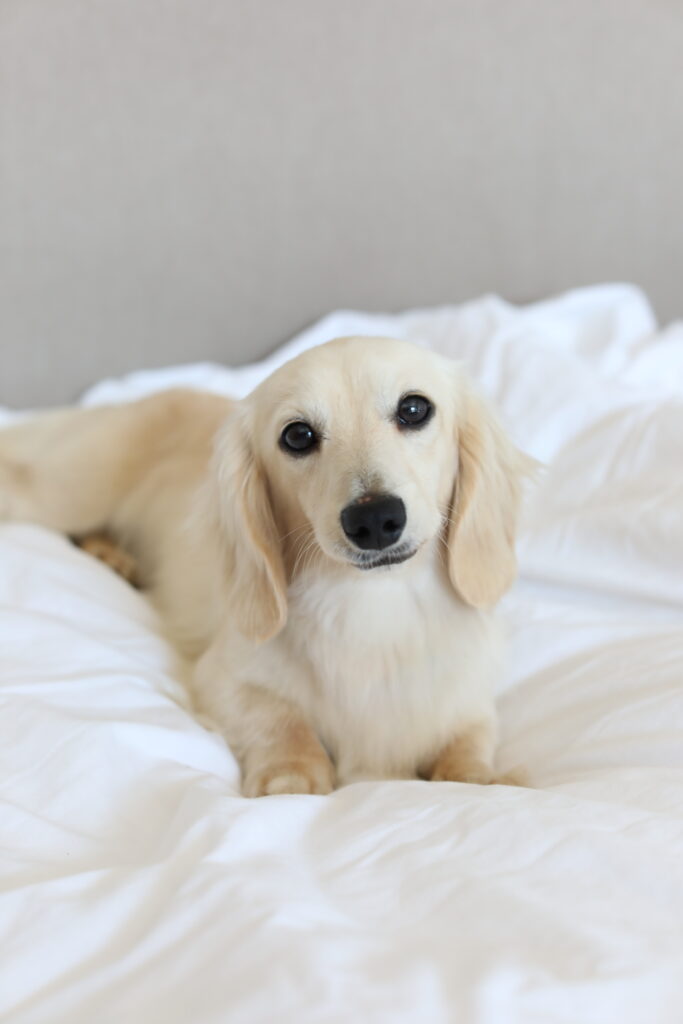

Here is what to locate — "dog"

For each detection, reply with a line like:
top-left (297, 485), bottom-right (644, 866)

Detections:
top-left (0, 337), bottom-right (534, 796)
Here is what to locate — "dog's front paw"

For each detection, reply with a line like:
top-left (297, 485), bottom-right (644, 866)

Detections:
top-left (243, 756), bottom-right (335, 797)
top-left (430, 756), bottom-right (494, 785)
top-left (429, 755), bottom-right (526, 787)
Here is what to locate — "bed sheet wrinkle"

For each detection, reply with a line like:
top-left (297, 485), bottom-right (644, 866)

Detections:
top-left (1, 285), bottom-right (683, 1023)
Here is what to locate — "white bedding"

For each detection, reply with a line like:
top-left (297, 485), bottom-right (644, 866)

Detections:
top-left (1, 284), bottom-right (682, 1023)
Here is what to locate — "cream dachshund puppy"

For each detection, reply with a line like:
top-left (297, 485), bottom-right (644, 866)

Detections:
top-left (0, 337), bottom-right (534, 796)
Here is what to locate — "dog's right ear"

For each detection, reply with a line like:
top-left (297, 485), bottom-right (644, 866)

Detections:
top-left (446, 386), bottom-right (537, 608)
top-left (209, 407), bottom-right (287, 644)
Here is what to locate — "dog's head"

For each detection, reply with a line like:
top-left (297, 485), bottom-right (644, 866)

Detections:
top-left (212, 337), bottom-right (535, 641)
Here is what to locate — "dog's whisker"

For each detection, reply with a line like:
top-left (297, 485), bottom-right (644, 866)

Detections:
top-left (291, 533), bottom-right (320, 578)
top-left (279, 522), bottom-right (312, 544)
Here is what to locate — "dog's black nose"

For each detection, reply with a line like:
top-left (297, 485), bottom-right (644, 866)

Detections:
top-left (340, 495), bottom-right (407, 551)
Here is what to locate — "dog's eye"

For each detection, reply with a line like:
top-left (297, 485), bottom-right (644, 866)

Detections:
top-left (280, 421), bottom-right (318, 455)
top-left (396, 394), bottom-right (433, 429)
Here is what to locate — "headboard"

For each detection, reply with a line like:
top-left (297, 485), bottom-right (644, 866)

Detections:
top-left (2, 0), bottom-right (682, 406)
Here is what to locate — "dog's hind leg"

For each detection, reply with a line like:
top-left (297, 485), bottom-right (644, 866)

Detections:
top-left (73, 531), bottom-right (141, 586)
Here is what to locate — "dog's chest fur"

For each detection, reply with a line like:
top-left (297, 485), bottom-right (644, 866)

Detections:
top-left (276, 552), bottom-right (500, 782)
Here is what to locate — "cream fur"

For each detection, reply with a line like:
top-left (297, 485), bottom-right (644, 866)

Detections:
top-left (0, 337), bottom-right (535, 796)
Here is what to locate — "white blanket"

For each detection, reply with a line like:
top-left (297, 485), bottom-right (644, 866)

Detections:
top-left (2, 285), bottom-right (682, 1023)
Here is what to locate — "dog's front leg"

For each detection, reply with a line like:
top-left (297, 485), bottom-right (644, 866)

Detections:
top-left (195, 670), bottom-right (334, 797)
top-left (236, 683), bottom-right (335, 797)
top-left (425, 719), bottom-right (498, 785)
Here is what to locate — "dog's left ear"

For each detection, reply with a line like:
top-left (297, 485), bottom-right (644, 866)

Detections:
top-left (210, 408), bottom-right (288, 643)
top-left (447, 387), bottom-right (536, 608)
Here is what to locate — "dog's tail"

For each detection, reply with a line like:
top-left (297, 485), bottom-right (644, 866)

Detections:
top-left (0, 390), bottom-right (230, 537)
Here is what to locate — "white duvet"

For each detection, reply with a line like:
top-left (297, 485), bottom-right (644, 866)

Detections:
top-left (1, 284), bottom-right (682, 1024)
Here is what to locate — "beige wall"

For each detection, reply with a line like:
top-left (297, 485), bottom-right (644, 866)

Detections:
top-left (2, 0), bottom-right (682, 406)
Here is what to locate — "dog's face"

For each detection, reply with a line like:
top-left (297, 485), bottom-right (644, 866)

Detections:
top-left (213, 337), bottom-right (533, 641)
top-left (255, 337), bottom-right (456, 572)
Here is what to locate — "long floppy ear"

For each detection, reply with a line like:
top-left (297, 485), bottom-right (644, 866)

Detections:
top-left (447, 386), bottom-right (536, 608)
top-left (210, 409), bottom-right (287, 643)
